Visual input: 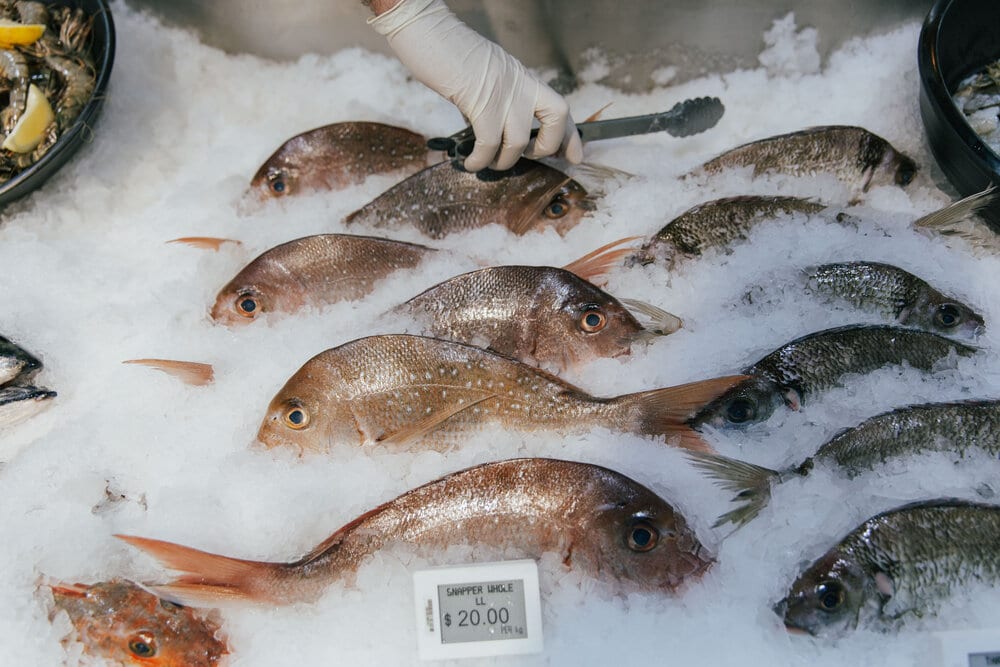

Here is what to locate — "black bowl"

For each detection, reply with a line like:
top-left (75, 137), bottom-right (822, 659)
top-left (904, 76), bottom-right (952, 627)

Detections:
top-left (919, 0), bottom-right (1000, 230)
top-left (0, 0), bottom-right (115, 209)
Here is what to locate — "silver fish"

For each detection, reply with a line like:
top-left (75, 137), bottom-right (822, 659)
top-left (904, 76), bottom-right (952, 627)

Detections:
top-left (0, 384), bottom-right (56, 428)
top-left (0, 334), bottom-right (41, 385)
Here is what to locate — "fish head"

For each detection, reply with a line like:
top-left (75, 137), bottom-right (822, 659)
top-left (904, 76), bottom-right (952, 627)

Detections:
top-left (686, 376), bottom-right (783, 429)
top-left (534, 179), bottom-right (595, 235)
top-left (0, 335), bottom-right (42, 385)
top-left (902, 296), bottom-right (986, 340)
top-left (49, 580), bottom-right (229, 666)
top-left (508, 161), bottom-right (594, 235)
top-left (862, 138), bottom-right (917, 192)
top-left (0, 384), bottom-right (55, 428)
top-left (249, 159), bottom-right (299, 202)
top-left (211, 280), bottom-right (270, 326)
top-left (256, 391), bottom-right (326, 452)
top-left (776, 551), bottom-right (874, 637)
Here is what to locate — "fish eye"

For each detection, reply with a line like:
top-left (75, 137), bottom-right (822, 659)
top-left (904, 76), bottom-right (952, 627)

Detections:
top-left (235, 294), bottom-right (259, 318)
top-left (725, 397), bottom-right (757, 424)
top-left (895, 165), bottom-right (915, 186)
top-left (625, 520), bottom-right (659, 552)
top-left (815, 581), bottom-right (845, 611)
top-left (268, 172), bottom-right (288, 194)
top-left (284, 405), bottom-right (310, 430)
top-left (544, 197), bottom-right (569, 219)
top-left (935, 304), bottom-right (962, 328)
top-left (579, 308), bottom-right (607, 333)
top-left (128, 632), bottom-right (157, 658)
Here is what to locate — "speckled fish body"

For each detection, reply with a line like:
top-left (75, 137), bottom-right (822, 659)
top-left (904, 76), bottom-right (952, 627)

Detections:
top-left (805, 261), bottom-right (984, 339)
top-left (211, 233), bottom-right (435, 325)
top-left (696, 125), bottom-right (917, 193)
top-left (0, 334), bottom-right (41, 385)
top-left (777, 500), bottom-right (1000, 636)
top-left (49, 579), bottom-right (229, 666)
top-left (256, 334), bottom-right (741, 453)
top-left (397, 265), bottom-right (647, 369)
top-left (689, 325), bottom-right (976, 429)
top-left (118, 458), bottom-right (713, 606)
top-left (249, 122), bottom-right (431, 200)
top-left (343, 158), bottom-right (594, 239)
top-left (635, 195), bottom-right (828, 266)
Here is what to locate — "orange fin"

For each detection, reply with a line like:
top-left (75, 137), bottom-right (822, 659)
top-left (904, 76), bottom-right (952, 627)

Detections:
top-left (561, 236), bottom-right (641, 284)
top-left (168, 237), bottom-right (242, 251)
top-left (376, 393), bottom-right (496, 446)
top-left (116, 534), bottom-right (284, 606)
top-left (617, 375), bottom-right (751, 452)
top-left (123, 359), bottom-right (215, 386)
top-left (47, 581), bottom-right (90, 598)
top-left (583, 102), bottom-right (614, 123)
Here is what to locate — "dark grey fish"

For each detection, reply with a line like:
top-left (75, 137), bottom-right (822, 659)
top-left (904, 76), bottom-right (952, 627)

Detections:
top-left (0, 384), bottom-right (56, 428)
top-left (776, 500), bottom-right (1000, 636)
top-left (631, 195), bottom-right (832, 267)
top-left (693, 125), bottom-right (917, 195)
top-left (691, 400), bottom-right (1000, 527)
top-left (688, 325), bottom-right (976, 429)
top-left (0, 335), bottom-right (42, 386)
top-left (804, 261), bottom-right (985, 339)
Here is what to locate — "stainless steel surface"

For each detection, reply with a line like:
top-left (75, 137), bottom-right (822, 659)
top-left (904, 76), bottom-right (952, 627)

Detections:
top-left (123, 0), bottom-right (932, 91)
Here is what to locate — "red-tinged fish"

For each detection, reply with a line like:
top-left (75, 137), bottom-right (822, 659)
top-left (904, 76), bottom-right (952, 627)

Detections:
top-left (117, 458), bottom-right (713, 606)
top-left (248, 121), bottom-right (433, 201)
top-left (211, 234), bottom-right (434, 325)
top-left (255, 334), bottom-right (745, 453)
top-left (48, 579), bottom-right (229, 666)
top-left (343, 158), bottom-right (595, 239)
top-left (693, 125), bottom-right (917, 195)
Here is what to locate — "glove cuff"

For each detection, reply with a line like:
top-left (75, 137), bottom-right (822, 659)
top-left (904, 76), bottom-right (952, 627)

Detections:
top-left (368, 0), bottom-right (447, 37)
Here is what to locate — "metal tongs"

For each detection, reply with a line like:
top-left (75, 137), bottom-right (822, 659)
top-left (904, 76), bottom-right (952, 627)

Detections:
top-left (427, 96), bottom-right (725, 159)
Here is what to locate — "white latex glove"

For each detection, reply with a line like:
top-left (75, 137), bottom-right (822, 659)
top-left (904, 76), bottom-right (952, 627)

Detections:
top-left (369, 0), bottom-right (583, 172)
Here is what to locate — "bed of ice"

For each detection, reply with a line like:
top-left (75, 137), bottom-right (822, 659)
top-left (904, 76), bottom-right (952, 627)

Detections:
top-left (3, 3), bottom-right (1000, 665)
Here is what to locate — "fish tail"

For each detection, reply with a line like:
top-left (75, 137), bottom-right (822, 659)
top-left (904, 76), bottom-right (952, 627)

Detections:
top-left (116, 534), bottom-right (292, 607)
top-left (614, 375), bottom-right (749, 452)
top-left (561, 236), bottom-right (642, 283)
top-left (911, 185), bottom-right (999, 249)
top-left (686, 452), bottom-right (781, 528)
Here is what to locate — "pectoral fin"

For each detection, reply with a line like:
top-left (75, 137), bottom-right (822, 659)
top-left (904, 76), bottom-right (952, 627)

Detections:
top-left (375, 393), bottom-right (497, 446)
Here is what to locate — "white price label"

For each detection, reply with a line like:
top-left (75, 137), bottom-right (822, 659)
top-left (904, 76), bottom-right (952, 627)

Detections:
top-left (413, 559), bottom-right (544, 660)
top-left (935, 629), bottom-right (1000, 667)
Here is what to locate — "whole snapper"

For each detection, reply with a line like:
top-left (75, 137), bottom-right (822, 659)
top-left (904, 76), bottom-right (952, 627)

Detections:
top-left (692, 400), bottom-right (1000, 527)
top-left (343, 158), bottom-right (595, 239)
top-left (211, 233), bottom-right (435, 325)
top-left (256, 334), bottom-right (745, 453)
top-left (776, 500), bottom-right (1000, 637)
top-left (117, 458), bottom-right (713, 606)
top-left (804, 261), bottom-right (984, 339)
top-left (692, 125), bottom-right (917, 195)
top-left (49, 579), bottom-right (229, 666)
top-left (395, 262), bottom-right (681, 371)
top-left (688, 325), bottom-right (976, 429)
top-left (248, 121), bottom-right (434, 201)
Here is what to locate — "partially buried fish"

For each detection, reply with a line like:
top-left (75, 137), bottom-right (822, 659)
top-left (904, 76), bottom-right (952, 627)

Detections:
top-left (211, 233), bottom-right (434, 325)
top-left (688, 325), bottom-right (975, 429)
top-left (256, 334), bottom-right (744, 453)
top-left (692, 400), bottom-right (1000, 527)
top-left (343, 158), bottom-right (595, 239)
top-left (48, 579), bottom-right (229, 666)
top-left (776, 500), bottom-right (1000, 637)
top-left (395, 261), bottom-right (680, 371)
top-left (0, 333), bottom-right (42, 385)
top-left (803, 261), bottom-right (985, 339)
top-left (117, 458), bottom-right (713, 606)
top-left (0, 384), bottom-right (56, 428)
top-left (692, 125), bottom-right (917, 195)
top-left (248, 121), bottom-right (434, 201)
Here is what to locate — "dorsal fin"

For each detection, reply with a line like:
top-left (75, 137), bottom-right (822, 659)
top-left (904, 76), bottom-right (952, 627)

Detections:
top-left (561, 237), bottom-right (640, 284)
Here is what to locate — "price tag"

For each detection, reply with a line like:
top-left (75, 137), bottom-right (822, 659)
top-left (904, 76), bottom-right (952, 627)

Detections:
top-left (413, 559), bottom-right (544, 660)
top-left (935, 629), bottom-right (1000, 667)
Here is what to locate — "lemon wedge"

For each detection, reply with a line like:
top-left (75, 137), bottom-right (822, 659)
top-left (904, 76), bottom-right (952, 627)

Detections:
top-left (2, 84), bottom-right (55, 153)
top-left (0, 19), bottom-right (44, 48)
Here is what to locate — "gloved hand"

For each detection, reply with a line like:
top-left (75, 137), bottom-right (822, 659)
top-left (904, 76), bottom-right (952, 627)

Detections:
top-left (369, 0), bottom-right (583, 172)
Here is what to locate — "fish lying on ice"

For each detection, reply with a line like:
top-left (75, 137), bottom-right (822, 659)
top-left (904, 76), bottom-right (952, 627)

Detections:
top-left (0, 384), bottom-right (56, 428)
top-left (344, 158), bottom-right (595, 239)
top-left (775, 500), bottom-right (1000, 637)
top-left (247, 121), bottom-right (435, 201)
top-left (256, 334), bottom-right (745, 453)
top-left (117, 458), bottom-right (713, 606)
top-left (0, 334), bottom-right (42, 386)
top-left (688, 325), bottom-right (976, 429)
top-left (803, 261), bottom-right (984, 339)
top-left (48, 579), bottom-right (229, 666)
top-left (691, 125), bottom-right (917, 195)
top-left (691, 400), bottom-right (1000, 527)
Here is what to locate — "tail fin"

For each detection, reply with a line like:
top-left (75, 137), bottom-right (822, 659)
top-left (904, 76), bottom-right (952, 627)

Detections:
top-left (616, 375), bottom-right (748, 452)
top-left (123, 359), bottom-right (215, 386)
top-left (912, 186), bottom-right (999, 252)
top-left (686, 452), bottom-right (782, 527)
top-left (561, 236), bottom-right (641, 283)
top-left (116, 535), bottom-right (289, 607)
